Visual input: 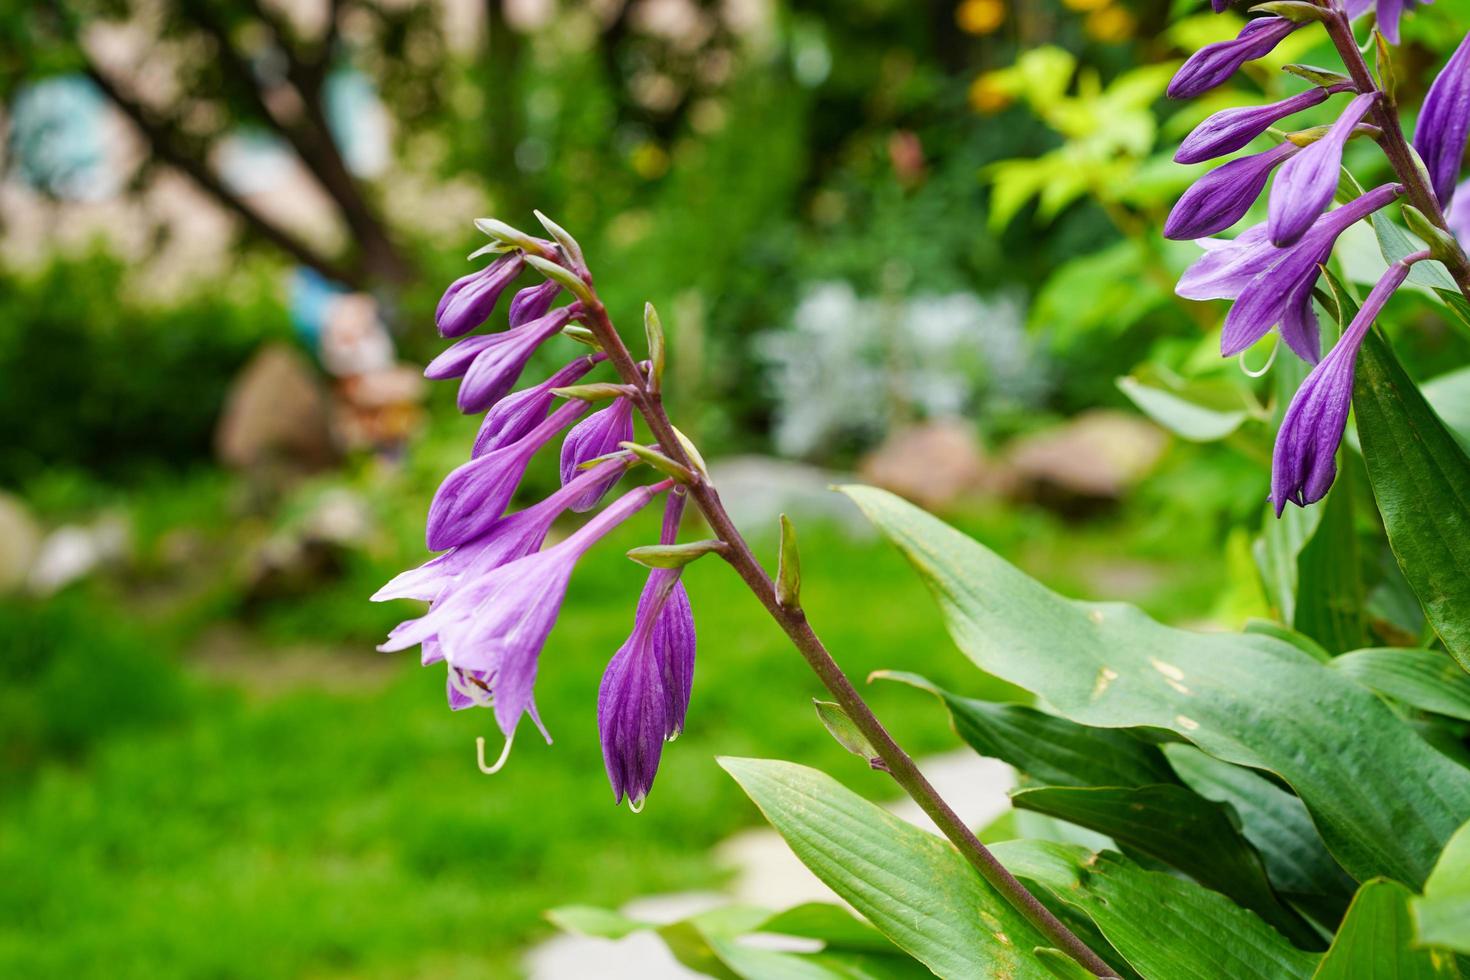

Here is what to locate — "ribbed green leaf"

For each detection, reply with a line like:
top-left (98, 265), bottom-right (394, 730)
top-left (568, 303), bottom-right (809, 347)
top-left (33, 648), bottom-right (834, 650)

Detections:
top-left (1294, 475), bottom-right (1369, 654)
top-left (1353, 330), bottom-right (1470, 671)
top-left (719, 757), bottom-right (1056, 979)
top-left (1164, 744), bottom-right (1355, 925)
top-left (875, 671), bottom-right (1176, 788)
top-left (1413, 819), bottom-right (1470, 954)
top-left (842, 485), bottom-right (1470, 887)
top-left (993, 839), bottom-right (1320, 980)
top-left (1011, 784), bottom-right (1318, 946)
top-left (1331, 648), bottom-right (1470, 721)
top-left (1315, 879), bottom-right (1459, 979)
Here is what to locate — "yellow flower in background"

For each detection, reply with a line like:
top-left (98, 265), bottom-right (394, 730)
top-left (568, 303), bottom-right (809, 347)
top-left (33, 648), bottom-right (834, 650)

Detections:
top-left (968, 73), bottom-right (1013, 114)
top-left (956, 0), bottom-right (1006, 35)
top-left (630, 142), bottom-right (670, 180)
top-left (1062, 0), bottom-right (1112, 10)
top-left (1085, 4), bottom-right (1136, 42)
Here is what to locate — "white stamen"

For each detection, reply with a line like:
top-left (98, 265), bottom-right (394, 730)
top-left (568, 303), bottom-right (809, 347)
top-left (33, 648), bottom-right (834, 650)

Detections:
top-left (476, 733), bottom-right (515, 774)
top-left (1238, 339), bottom-right (1280, 378)
top-left (628, 795), bottom-right (646, 814)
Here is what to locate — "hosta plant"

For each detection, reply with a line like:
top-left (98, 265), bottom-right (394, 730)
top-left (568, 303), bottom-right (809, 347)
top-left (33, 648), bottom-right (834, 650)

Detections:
top-left (378, 1), bottom-right (1470, 975)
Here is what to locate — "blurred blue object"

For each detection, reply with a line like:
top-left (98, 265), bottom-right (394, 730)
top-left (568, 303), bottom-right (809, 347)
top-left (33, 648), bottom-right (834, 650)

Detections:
top-left (9, 75), bottom-right (118, 201)
top-left (290, 267), bottom-right (348, 345)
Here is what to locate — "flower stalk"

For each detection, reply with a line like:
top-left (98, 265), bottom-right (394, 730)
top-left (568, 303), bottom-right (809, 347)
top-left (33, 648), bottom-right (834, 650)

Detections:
top-left (567, 269), bottom-right (1119, 978)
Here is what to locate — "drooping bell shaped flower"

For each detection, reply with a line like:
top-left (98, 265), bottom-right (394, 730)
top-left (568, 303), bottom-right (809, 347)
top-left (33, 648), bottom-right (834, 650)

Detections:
top-left (1179, 182), bottom-right (1401, 361)
top-left (1165, 142), bottom-right (1298, 240)
top-left (473, 354), bottom-right (605, 458)
top-left (508, 281), bottom-right (562, 327)
top-left (560, 398), bottom-right (636, 512)
top-left (1176, 87), bottom-right (1334, 165)
top-left (1345, 0), bottom-right (1432, 45)
top-left (455, 307), bottom-right (580, 414)
top-left (425, 400), bottom-right (587, 550)
top-left (1272, 259), bottom-right (1414, 513)
top-left (598, 491), bottom-right (696, 809)
top-left (385, 481), bottom-right (671, 758)
top-left (1167, 18), bottom-right (1300, 100)
top-left (374, 456), bottom-right (633, 604)
top-left (1268, 92), bottom-right (1378, 246)
top-left (436, 253), bottom-right (525, 338)
top-left (1413, 30), bottom-right (1470, 206)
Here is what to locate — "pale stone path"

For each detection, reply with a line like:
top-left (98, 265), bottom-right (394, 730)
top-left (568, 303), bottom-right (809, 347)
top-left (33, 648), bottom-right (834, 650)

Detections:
top-left (524, 751), bottom-right (1014, 979)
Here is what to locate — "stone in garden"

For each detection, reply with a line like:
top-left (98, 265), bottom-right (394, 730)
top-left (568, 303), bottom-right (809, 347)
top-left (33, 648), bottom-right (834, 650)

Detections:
top-left (857, 419), bottom-right (1005, 511)
top-left (0, 492), bottom-right (42, 593)
top-left (1006, 409), bottom-right (1166, 502)
top-left (215, 343), bottom-right (336, 471)
top-left (27, 514), bottom-right (131, 596)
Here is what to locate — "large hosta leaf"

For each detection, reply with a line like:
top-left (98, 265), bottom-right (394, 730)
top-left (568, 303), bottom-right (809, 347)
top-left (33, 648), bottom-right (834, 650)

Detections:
top-left (993, 839), bottom-right (1320, 980)
top-left (1413, 819), bottom-right (1470, 955)
top-left (1331, 648), bottom-right (1470, 722)
top-left (842, 485), bottom-right (1470, 886)
top-left (1293, 474), bottom-right (1368, 654)
top-left (876, 671), bottom-right (1177, 788)
top-left (1353, 329), bottom-right (1470, 670)
top-left (1314, 879), bottom-right (1459, 979)
top-left (1011, 784), bottom-right (1318, 946)
top-left (719, 757), bottom-right (1058, 979)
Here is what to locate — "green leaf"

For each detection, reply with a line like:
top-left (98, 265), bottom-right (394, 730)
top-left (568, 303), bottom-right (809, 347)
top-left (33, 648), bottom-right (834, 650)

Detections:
top-left (1331, 648), bottom-right (1470, 721)
top-left (875, 671), bottom-right (1177, 788)
top-left (719, 757), bottom-right (1057, 979)
top-left (1353, 329), bottom-right (1470, 671)
top-left (1430, 289), bottom-right (1470, 334)
top-left (842, 485), bottom-right (1470, 887)
top-left (1010, 784), bottom-right (1319, 946)
top-left (1422, 365), bottom-right (1470, 451)
top-left (1293, 475), bottom-right (1369, 654)
top-left (545, 904), bottom-right (646, 940)
top-left (992, 839), bottom-right (1320, 980)
top-left (1315, 879), bottom-right (1459, 979)
top-left (777, 513), bottom-right (801, 609)
top-left (1413, 819), bottom-right (1470, 954)
top-left (1035, 947), bottom-right (1097, 979)
top-left (812, 700), bottom-right (881, 765)
top-left (1164, 744), bottom-right (1355, 925)
top-left (1372, 213), bottom-right (1459, 291)
top-left (1116, 373), bottom-right (1249, 443)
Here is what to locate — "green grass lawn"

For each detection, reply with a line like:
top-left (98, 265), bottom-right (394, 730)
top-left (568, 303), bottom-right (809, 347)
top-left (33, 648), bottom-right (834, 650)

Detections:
top-left (0, 453), bottom-right (1228, 979)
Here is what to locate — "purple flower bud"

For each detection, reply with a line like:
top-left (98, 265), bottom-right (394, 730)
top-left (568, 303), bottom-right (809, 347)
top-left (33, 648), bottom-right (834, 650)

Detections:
top-left (1268, 92), bottom-right (1378, 246)
top-left (1212, 0), bottom-right (1229, 11)
top-left (1165, 142), bottom-right (1298, 241)
top-left (1175, 87), bottom-right (1333, 165)
top-left (508, 281), bottom-right (562, 327)
top-left (1167, 18), bottom-right (1300, 101)
top-left (455, 307), bottom-right (579, 414)
top-left (436, 254), bottom-right (525, 338)
top-left (425, 400), bottom-right (587, 550)
top-left (560, 398), bottom-right (636, 513)
top-left (1413, 30), bottom-right (1470, 206)
top-left (1272, 259), bottom-right (1413, 513)
top-left (473, 354), bottom-right (605, 458)
top-left (598, 492), bottom-right (695, 808)
top-left (1182, 183), bottom-right (1401, 361)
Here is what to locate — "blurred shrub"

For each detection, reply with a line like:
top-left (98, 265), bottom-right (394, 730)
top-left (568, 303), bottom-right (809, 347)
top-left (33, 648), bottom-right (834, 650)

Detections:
top-left (0, 253), bottom-right (291, 485)
top-left (0, 595), bottom-right (188, 780)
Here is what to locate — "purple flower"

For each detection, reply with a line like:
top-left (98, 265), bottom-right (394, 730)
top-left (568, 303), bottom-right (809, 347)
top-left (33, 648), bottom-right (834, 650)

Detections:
top-left (474, 354), bottom-right (605, 457)
top-left (1167, 18), bottom-right (1300, 100)
top-left (425, 400), bottom-right (587, 550)
top-left (384, 482), bottom-right (670, 754)
top-left (1176, 87), bottom-right (1336, 165)
top-left (1413, 30), bottom-right (1470, 206)
top-left (1268, 92), bottom-right (1378, 246)
top-left (508, 281), bottom-right (562, 327)
top-left (560, 398), bottom-right (636, 513)
top-left (436, 254), bottom-right (525, 338)
top-left (1177, 182), bottom-right (1401, 361)
top-left (1272, 259), bottom-right (1413, 513)
top-left (1345, 0), bottom-right (1432, 45)
top-left (598, 492), bottom-right (696, 808)
top-left (455, 307), bottom-right (580, 414)
top-left (1165, 142), bottom-right (1299, 240)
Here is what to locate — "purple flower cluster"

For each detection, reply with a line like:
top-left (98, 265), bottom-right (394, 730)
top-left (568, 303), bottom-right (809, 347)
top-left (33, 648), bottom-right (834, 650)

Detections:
top-left (1166, 5), bottom-right (1470, 511)
top-left (376, 231), bottom-right (696, 805)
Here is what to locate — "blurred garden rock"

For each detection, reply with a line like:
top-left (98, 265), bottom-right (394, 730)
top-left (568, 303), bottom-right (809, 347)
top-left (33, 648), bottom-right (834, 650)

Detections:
top-left (27, 513), bottom-right (131, 596)
top-left (215, 342), bottom-right (337, 472)
top-left (241, 488), bottom-right (375, 604)
top-left (0, 492), bottom-right (42, 592)
top-left (706, 456), bottom-right (868, 534)
top-left (857, 419), bottom-right (1008, 511)
top-left (1006, 410), bottom-right (1166, 505)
